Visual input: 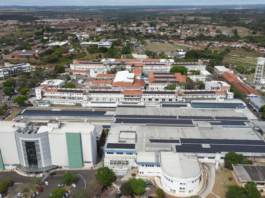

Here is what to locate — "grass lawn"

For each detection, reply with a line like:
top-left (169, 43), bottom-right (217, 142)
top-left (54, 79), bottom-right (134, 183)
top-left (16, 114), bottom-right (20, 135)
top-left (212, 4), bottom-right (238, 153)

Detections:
top-left (206, 193), bottom-right (217, 198)
top-left (218, 26), bottom-right (249, 37)
top-left (147, 43), bottom-right (177, 52)
top-left (212, 167), bottom-right (237, 198)
top-left (222, 56), bottom-right (257, 67)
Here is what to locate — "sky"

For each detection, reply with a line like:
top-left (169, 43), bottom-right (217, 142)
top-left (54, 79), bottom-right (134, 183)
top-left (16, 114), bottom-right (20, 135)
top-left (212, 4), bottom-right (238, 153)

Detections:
top-left (0, 0), bottom-right (265, 6)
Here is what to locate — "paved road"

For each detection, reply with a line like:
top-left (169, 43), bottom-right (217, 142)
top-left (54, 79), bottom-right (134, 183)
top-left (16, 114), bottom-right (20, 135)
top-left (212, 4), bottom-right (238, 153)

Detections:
top-left (199, 163), bottom-right (215, 198)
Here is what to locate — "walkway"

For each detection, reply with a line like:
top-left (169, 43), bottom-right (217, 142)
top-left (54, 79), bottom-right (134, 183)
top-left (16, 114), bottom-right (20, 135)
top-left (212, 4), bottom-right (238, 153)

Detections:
top-left (199, 163), bottom-right (216, 198)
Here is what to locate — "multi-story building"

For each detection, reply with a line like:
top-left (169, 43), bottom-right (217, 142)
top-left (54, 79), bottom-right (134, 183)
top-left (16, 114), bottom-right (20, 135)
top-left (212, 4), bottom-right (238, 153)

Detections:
top-left (0, 120), bottom-right (97, 172)
top-left (0, 63), bottom-right (31, 78)
top-left (148, 72), bottom-right (187, 90)
top-left (70, 60), bottom-right (107, 77)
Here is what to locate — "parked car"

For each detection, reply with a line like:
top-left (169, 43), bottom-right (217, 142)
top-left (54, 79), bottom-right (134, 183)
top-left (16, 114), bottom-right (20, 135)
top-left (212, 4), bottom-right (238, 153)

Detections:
top-left (103, 186), bottom-right (108, 190)
top-left (145, 180), bottom-right (152, 185)
top-left (44, 181), bottom-right (49, 185)
top-left (95, 195), bottom-right (100, 198)
top-left (67, 190), bottom-right (71, 195)
top-left (39, 187), bottom-right (43, 192)
top-left (72, 184), bottom-right (76, 188)
top-left (50, 172), bottom-right (56, 176)
top-left (64, 193), bottom-right (69, 197)
top-left (35, 191), bottom-right (39, 195)
top-left (57, 184), bottom-right (64, 188)
top-left (36, 174), bottom-right (43, 178)
top-left (101, 188), bottom-right (105, 192)
top-left (116, 194), bottom-right (122, 198)
top-left (32, 193), bottom-right (36, 198)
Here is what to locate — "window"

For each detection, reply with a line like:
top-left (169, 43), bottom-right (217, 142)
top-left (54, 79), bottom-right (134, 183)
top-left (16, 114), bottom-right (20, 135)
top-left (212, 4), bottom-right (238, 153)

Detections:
top-left (117, 152), bottom-right (123, 155)
top-left (208, 157), bottom-right (215, 159)
top-left (107, 152), bottom-right (113, 154)
top-left (127, 153), bottom-right (133, 155)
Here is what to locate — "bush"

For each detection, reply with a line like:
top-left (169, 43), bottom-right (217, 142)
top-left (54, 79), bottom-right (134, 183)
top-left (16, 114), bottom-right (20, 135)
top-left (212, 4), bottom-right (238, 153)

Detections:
top-left (62, 172), bottom-right (76, 185)
top-left (61, 83), bottom-right (76, 88)
top-left (94, 167), bottom-right (115, 186)
top-left (228, 177), bottom-right (233, 181)
top-left (170, 66), bottom-right (188, 75)
top-left (156, 189), bottom-right (165, 198)
top-left (131, 173), bottom-right (136, 177)
top-left (128, 178), bottom-right (145, 195)
top-left (225, 151), bottom-right (252, 170)
top-left (48, 188), bottom-right (66, 198)
top-left (120, 182), bottom-right (133, 196)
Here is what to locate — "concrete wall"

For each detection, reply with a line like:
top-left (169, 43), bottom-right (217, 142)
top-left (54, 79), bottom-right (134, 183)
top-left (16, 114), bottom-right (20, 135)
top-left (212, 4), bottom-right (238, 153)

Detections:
top-left (0, 132), bottom-right (19, 166)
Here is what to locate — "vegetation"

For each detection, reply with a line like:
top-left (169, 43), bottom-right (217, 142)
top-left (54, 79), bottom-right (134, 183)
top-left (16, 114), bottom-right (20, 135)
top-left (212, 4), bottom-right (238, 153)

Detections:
top-left (20, 87), bottom-right (29, 96)
top-left (0, 179), bottom-right (13, 194)
top-left (62, 172), bottom-right (77, 185)
top-left (61, 83), bottom-right (76, 88)
top-left (120, 182), bottom-right (134, 196)
top-left (164, 84), bottom-right (177, 90)
top-left (225, 151), bottom-right (252, 170)
top-left (3, 80), bottom-right (15, 87)
top-left (197, 81), bottom-right (205, 89)
top-left (13, 96), bottom-right (27, 106)
top-left (48, 188), bottom-right (66, 198)
top-left (94, 167), bottom-right (115, 186)
top-left (54, 64), bottom-right (65, 73)
top-left (3, 87), bottom-right (14, 96)
top-left (156, 189), bottom-right (165, 198)
top-left (170, 66), bottom-right (188, 75)
top-left (230, 85), bottom-right (246, 101)
top-left (128, 178), bottom-right (146, 195)
top-left (226, 182), bottom-right (260, 198)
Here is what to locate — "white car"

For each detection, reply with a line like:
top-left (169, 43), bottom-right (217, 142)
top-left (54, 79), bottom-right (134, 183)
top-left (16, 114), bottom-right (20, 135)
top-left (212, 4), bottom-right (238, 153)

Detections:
top-left (44, 181), bottom-right (49, 185)
top-left (36, 174), bottom-right (43, 178)
top-left (72, 184), bottom-right (76, 188)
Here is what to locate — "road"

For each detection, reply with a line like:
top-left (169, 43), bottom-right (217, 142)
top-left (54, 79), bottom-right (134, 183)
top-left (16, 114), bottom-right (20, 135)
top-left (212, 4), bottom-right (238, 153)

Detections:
top-left (199, 163), bottom-right (215, 198)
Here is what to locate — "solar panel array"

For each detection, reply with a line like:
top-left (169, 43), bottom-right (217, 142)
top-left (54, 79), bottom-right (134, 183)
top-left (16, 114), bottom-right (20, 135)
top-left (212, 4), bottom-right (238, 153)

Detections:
top-left (115, 118), bottom-right (193, 125)
top-left (215, 117), bottom-right (248, 120)
top-left (58, 90), bottom-right (83, 93)
top-left (107, 143), bottom-right (135, 149)
top-left (162, 104), bottom-right (187, 108)
top-left (115, 115), bottom-right (176, 119)
top-left (210, 120), bottom-right (247, 126)
top-left (154, 73), bottom-right (174, 75)
top-left (180, 138), bottom-right (265, 145)
top-left (117, 105), bottom-right (146, 108)
top-left (150, 139), bottom-right (180, 143)
top-left (154, 76), bottom-right (176, 79)
top-left (175, 144), bottom-right (265, 153)
top-left (79, 62), bottom-right (102, 64)
top-left (178, 116), bottom-right (214, 120)
top-left (184, 91), bottom-right (215, 94)
top-left (143, 91), bottom-right (175, 95)
top-left (89, 91), bottom-right (121, 94)
top-left (153, 81), bottom-right (180, 83)
top-left (22, 110), bottom-right (107, 116)
top-left (192, 102), bottom-right (244, 107)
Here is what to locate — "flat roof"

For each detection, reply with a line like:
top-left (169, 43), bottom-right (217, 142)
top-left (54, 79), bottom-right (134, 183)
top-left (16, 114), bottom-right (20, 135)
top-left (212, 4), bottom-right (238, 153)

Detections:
top-left (160, 152), bottom-right (201, 179)
top-left (250, 98), bottom-right (265, 108)
top-left (233, 165), bottom-right (265, 183)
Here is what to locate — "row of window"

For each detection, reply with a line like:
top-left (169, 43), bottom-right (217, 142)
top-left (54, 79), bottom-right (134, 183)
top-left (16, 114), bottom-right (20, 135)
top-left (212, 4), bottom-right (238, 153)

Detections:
top-left (198, 156), bottom-right (225, 159)
top-left (107, 152), bottom-right (134, 155)
top-left (141, 164), bottom-right (160, 167)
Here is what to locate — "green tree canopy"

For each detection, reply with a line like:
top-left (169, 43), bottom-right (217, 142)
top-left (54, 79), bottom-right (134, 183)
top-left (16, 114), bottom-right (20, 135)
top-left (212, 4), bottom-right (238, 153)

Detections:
top-left (3, 80), bottom-right (15, 87)
top-left (54, 64), bottom-right (65, 73)
top-left (156, 189), bottom-right (165, 198)
top-left (94, 167), bottom-right (115, 186)
top-left (20, 87), bottom-right (29, 96)
top-left (164, 84), bottom-right (177, 90)
top-left (170, 66), bottom-right (188, 75)
top-left (120, 182), bottom-right (134, 196)
top-left (225, 151), bottom-right (252, 170)
top-left (61, 83), bottom-right (76, 88)
top-left (128, 178), bottom-right (145, 195)
top-left (66, 76), bottom-right (71, 81)
top-left (48, 188), bottom-right (66, 198)
top-left (226, 182), bottom-right (260, 198)
top-left (62, 172), bottom-right (77, 185)
top-left (160, 54), bottom-right (168, 59)
top-left (121, 46), bottom-right (131, 54)
top-left (3, 87), bottom-right (14, 95)
top-left (13, 96), bottom-right (27, 106)
top-left (197, 81), bottom-right (205, 89)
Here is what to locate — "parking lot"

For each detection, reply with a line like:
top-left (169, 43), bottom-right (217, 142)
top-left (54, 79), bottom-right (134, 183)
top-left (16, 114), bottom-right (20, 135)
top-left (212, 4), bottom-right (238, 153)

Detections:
top-left (0, 170), bottom-right (96, 198)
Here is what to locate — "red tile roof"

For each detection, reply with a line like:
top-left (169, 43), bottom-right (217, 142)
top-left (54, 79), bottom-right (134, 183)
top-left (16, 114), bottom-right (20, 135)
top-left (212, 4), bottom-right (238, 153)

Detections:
top-left (96, 74), bottom-right (115, 77)
top-left (92, 80), bottom-right (112, 84)
top-left (124, 90), bottom-right (142, 95)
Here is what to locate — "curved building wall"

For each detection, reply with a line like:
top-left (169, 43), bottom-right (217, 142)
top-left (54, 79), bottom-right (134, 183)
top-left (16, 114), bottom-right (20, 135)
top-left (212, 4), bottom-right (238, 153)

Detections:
top-left (15, 131), bottom-right (52, 169)
top-left (161, 168), bottom-right (201, 195)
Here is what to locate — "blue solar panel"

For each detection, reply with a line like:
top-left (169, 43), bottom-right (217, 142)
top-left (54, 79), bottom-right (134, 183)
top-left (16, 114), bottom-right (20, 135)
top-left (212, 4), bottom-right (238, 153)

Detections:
top-left (210, 121), bottom-right (247, 126)
top-left (115, 118), bottom-right (193, 125)
top-left (150, 139), bottom-right (180, 143)
top-left (178, 116), bottom-right (214, 120)
top-left (107, 143), bottom-right (135, 149)
top-left (115, 115), bottom-right (176, 119)
top-left (180, 138), bottom-right (265, 145)
top-left (215, 117), bottom-right (248, 120)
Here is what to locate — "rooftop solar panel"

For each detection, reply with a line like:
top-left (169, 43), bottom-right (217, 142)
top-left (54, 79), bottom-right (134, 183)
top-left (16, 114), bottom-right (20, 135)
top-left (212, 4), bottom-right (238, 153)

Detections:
top-left (143, 91), bottom-right (175, 95)
top-left (162, 104), bottom-right (187, 108)
top-left (210, 120), bottom-right (247, 126)
top-left (192, 102), bottom-right (245, 106)
top-left (183, 91), bottom-right (215, 94)
top-left (180, 138), bottom-right (265, 145)
top-left (150, 139), bottom-right (180, 143)
top-left (22, 110), bottom-right (107, 116)
top-left (115, 115), bottom-right (176, 119)
top-left (117, 105), bottom-right (146, 108)
top-left (115, 118), bottom-right (193, 125)
top-left (215, 117), bottom-right (248, 120)
top-left (154, 73), bottom-right (174, 75)
top-left (175, 144), bottom-right (265, 153)
top-left (58, 90), bottom-right (83, 93)
top-left (154, 76), bottom-right (176, 79)
top-left (107, 143), bottom-right (135, 149)
top-left (178, 116), bottom-right (214, 120)
top-left (78, 62), bottom-right (103, 64)
top-left (89, 91), bottom-right (121, 94)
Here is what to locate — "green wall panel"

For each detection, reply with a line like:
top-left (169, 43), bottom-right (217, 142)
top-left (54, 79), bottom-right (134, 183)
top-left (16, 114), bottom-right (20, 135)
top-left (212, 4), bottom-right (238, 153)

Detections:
top-left (0, 149), bottom-right (5, 170)
top-left (66, 133), bottom-right (83, 169)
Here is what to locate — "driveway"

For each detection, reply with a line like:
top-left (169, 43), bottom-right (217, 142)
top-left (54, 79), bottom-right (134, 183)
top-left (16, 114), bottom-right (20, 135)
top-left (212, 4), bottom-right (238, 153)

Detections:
top-left (199, 163), bottom-right (215, 198)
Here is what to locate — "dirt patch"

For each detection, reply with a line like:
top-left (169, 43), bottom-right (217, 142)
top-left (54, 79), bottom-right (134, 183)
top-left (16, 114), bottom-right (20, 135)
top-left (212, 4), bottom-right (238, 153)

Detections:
top-left (206, 193), bottom-right (218, 198)
top-left (212, 167), bottom-right (237, 198)
top-left (4, 107), bottom-right (23, 121)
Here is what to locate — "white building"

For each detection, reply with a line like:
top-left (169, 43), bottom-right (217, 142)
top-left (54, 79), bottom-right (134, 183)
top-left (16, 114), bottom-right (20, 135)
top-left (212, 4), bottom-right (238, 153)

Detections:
top-left (0, 63), bottom-right (31, 78)
top-left (214, 66), bottom-right (233, 74)
top-left (0, 120), bottom-right (97, 171)
top-left (70, 60), bottom-right (107, 77)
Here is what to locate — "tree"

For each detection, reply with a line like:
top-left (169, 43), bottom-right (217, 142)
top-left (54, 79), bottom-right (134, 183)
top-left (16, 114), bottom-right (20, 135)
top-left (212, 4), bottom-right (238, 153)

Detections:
top-left (156, 189), bottom-right (165, 198)
top-left (226, 182), bottom-right (260, 198)
top-left (1, 104), bottom-right (8, 110)
top-left (54, 64), bottom-right (65, 73)
top-left (48, 188), bottom-right (66, 198)
top-left (197, 81), bottom-right (205, 89)
top-left (3, 80), bottom-right (15, 87)
top-left (170, 66), bottom-right (188, 75)
top-left (185, 78), bottom-right (195, 90)
top-left (206, 66), bottom-right (214, 74)
top-left (236, 66), bottom-right (245, 74)
top-left (160, 54), bottom-right (168, 59)
top-left (3, 87), bottom-right (14, 95)
top-left (20, 87), bottom-right (29, 96)
top-left (225, 151), bottom-right (252, 170)
top-left (66, 76), bottom-right (71, 81)
top-left (13, 96), bottom-right (27, 106)
top-left (120, 182), bottom-right (134, 196)
top-left (1, 179), bottom-right (12, 189)
top-left (94, 167), bottom-right (115, 186)
top-left (164, 84), bottom-right (177, 90)
top-left (61, 83), bottom-right (76, 88)
top-left (121, 46), bottom-right (131, 54)
top-left (63, 172), bottom-right (77, 185)
top-left (128, 178), bottom-right (145, 195)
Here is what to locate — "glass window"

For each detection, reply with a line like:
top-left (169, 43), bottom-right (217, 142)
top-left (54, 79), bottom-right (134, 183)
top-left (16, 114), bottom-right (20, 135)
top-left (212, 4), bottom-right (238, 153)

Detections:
top-left (25, 141), bottom-right (38, 168)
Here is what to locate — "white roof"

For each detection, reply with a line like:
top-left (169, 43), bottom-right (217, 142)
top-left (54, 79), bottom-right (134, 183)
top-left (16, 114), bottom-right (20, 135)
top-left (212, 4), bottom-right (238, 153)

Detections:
top-left (48, 41), bottom-right (68, 46)
top-left (137, 152), bottom-right (158, 163)
top-left (214, 66), bottom-right (230, 72)
top-left (113, 71), bottom-right (135, 83)
top-left (160, 152), bottom-right (201, 179)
